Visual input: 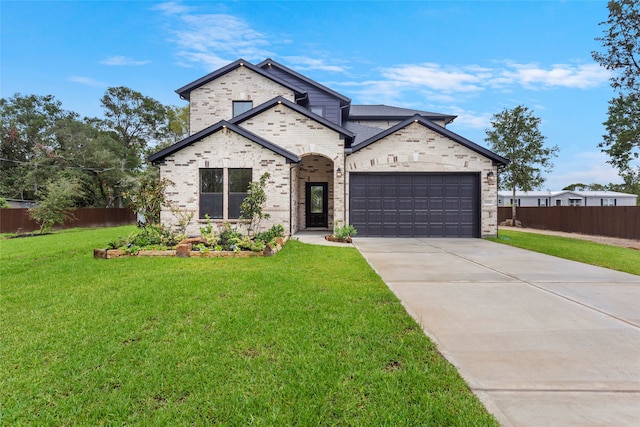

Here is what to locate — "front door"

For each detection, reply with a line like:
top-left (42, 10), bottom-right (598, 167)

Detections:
top-left (306, 182), bottom-right (328, 228)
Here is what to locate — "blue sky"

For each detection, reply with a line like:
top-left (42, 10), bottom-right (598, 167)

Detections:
top-left (1, 0), bottom-right (617, 190)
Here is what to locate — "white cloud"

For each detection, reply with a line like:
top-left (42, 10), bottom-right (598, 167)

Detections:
top-left (100, 56), bottom-right (150, 66)
top-left (151, 1), bottom-right (193, 15)
top-left (281, 56), bottom-right (348, 73)
top-left (68, 76), bottom-right (107, 87)
top-left (155, 3), bottom-right (273, 69)
top-left (496, 62), bottom-right (610, 89)
top-left (380, 63), bottom-right (489, 93)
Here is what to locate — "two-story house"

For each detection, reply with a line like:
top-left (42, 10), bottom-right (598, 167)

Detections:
top-left (149, 58), bottom-right (508, 238)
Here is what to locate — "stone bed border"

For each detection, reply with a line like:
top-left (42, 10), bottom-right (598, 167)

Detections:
top-left (94, 237), bottom-right (288, 259)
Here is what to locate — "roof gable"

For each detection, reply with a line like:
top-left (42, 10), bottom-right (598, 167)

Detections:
top-left (229, 96), bottom-right (354, 141)
top-left (148, 120), bottom-right (300, 164)
top-left (175, 59), bottom-right (306, 101)
top-left (349, 115), bottom-right (508, 166)
top-left (257, 58), bottom-right (351, 105)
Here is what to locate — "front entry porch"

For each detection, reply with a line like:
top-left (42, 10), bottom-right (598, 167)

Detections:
top-left (295, 154), bottom-right (335, 232)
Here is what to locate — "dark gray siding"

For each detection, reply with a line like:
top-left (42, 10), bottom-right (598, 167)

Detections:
top-left (263, 67), bottom-right (343, 125)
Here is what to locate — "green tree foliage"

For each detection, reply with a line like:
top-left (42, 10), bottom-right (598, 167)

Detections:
top-left (0, 94), bottom-right (76, 200)
top-left (239, 172), bottom-right (271, 236)
top-left (28, 177), bottom-right (84, 234)
top-left (1, 90), bottom-right (182, 208)
top-left (592, 0), bottom-right (640, 184)
top-left (123, 176), bottom-right (174, 227)
top-left (100, 86), bottom-right (168, 171)
top-left (485, 105), bottom-right (559, 220)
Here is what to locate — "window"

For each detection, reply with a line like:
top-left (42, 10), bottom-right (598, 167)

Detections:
top-left (569, 199), bottom-right (582, 206)
top-left (538, 198), bottom-right (548, 206)
top-left (228, 168), bottom-right (252, 219)
top-left (200, 168), bottom-right (252, 219)
top-left (232, 101), bottom-right (253, 117)
top-left (601, 198), bottom-right (615, 206)
top-left (310, 106), bottom-right (324, 117)
top-left (200, 169), bottom-right (223, 219)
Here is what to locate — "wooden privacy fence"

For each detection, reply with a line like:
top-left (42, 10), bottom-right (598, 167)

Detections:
top-left (0, 208), bottom-right (136, 234)
top-left (498, 206), bottom-right (640, 240)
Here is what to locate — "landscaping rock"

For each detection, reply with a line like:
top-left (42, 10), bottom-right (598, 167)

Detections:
top-left (179, 237), bottom-right (208, 245)
top-left (176, 243), bottom-right (191, 258)
top-left (325, 235), bottom-right (352, 243)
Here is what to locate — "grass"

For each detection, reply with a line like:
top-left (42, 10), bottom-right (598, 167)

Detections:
top-left (488, 229), bottom-right (640, 276)
top-left (1, 226), bottom-right (497, 426)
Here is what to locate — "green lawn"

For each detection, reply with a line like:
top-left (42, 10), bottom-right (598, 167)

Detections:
top-left (1, 226), bottom-right (497, 426)
top-left (488, 229), bottom-right (640, 276)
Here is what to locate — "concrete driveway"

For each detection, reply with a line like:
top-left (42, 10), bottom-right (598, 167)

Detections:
top-left (353, 238), bottom-right (640, 427)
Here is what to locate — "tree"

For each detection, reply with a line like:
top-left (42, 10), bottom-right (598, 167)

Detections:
top-left (239, 172), bottom-right (271, 236)
top-left (100, 87), bottom-right (168, 205)
top-left (122, 176), bottom-right (173, 227)
top-left (485, 105), bottom-right (559, 222)
top-left (0, 94), bottom-right (76, 200)
top-left (592, 0), bottom-right (640, 184)
top-left (28, 177), bottom-right (84, 234)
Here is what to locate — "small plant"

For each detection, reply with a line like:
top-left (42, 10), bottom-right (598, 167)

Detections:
top-left (199, 214), bottom-right (219, 246)
top-left (239, 172), bottom-right (271, 236)
top-left (254, 224), bottom-right (285, 244)
top-left (0, 197), bottom-right (10, 209)
top-left (169, 202), bottom-right (194, 236)
top-left (218, 222), bottom-right (243, 250)
top-left (123, 176), bottom-right (174, 227)
top-left (333, 222), bottom-right (358, 240)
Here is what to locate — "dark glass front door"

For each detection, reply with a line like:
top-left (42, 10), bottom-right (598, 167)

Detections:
top-left (306, 182), bottom-right (328, 228)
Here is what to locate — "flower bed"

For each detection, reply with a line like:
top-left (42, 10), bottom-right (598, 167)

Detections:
top-left (94, 236), bottom-right (287, 259)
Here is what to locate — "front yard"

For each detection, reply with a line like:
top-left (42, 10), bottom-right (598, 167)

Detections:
top-left (1, 226), bottom-right (497, 426)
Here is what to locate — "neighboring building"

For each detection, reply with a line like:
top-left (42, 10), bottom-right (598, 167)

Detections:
top-left (149, 58), bottom-right (508, 238)
top-left (498, 190), bottom-right (638, 207)
top-left (3, 198), bottom-right (37, 208)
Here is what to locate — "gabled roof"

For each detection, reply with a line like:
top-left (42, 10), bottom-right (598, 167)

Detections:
top-left (148, 120), bottom-right (300, 164)
top-left (229, 96), bottom-right (354, 142)
top-left (175, 58), bottom-right (307, 101)
top-left (342, 122), bottom-right (386, 146)
top-left (348, 105), bottom-right (456, 124)
top-left (348, 114), bottom-right (509, 166)
top-left (257, 58), bottom-right (351, 105)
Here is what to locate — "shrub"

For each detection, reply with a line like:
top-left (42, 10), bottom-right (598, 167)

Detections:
top-left (239, 172), bottom-right (271, 236)
top-left (334, 222), bottom-right (358, 240)
top-left (217, 222), bottom-right (243, 251)
top-left (28, 177), bottom-right (83, 234)
top-left (254, 224), bottom-right (285, 244)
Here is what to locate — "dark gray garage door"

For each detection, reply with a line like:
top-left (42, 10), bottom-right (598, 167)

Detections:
top-left (349, 173), bottom-right (479, 237)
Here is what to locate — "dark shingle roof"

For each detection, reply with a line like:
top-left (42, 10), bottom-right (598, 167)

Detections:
top-left (175, 59), bottom-right (306, 101)
top-left (348, 105), bottom-right (456, 124)
top-left (342, 122), bottom-right (386, 146)
top-left (257, 58), bottom-right (351, 105)
top-left (148, 120), bottom-right (300, 164)
top-left (229, 96), bottom-right (354, 141)
top-left (348, 115), bottom-right (508, 166)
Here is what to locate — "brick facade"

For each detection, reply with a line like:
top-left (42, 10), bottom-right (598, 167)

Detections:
top-left (153, 59), bottom-right (505, 238)
top-left (346, 122), bottom-right (499, 236)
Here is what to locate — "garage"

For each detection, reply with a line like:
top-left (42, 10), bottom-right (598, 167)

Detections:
top-left (349, 173), bottom-right (479, 237)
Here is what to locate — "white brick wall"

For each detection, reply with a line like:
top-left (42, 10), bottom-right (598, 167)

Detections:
top-left (239, 104), bottom-right (346, 229)
top-left (189, 67), bottom-right (296, 134)
top-left (159, 129), bottom-right (292, 236)
top-left (346, 122), bottom-right (499, 237)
